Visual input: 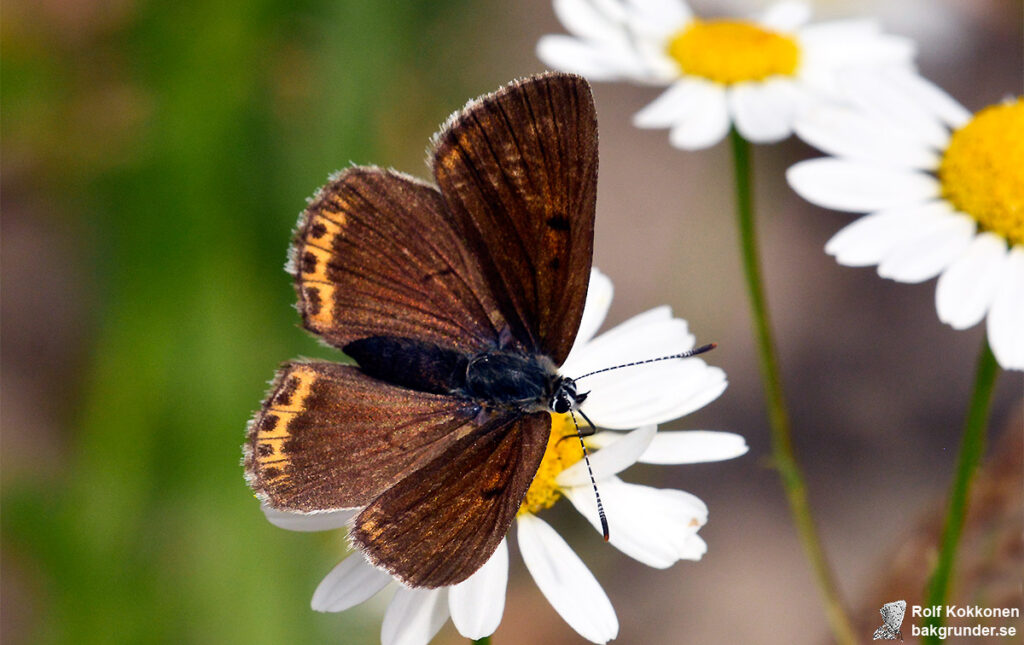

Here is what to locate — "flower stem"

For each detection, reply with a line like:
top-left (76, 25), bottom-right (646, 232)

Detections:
top-left (728, 128), bottom-right (857, 645)
top-left (922, 340), bottom-right (999, 644)
top-left (472, 638), bottom-right (491, 645)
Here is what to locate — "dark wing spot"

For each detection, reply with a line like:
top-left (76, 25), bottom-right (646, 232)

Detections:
top-left (257, 443), bottom-right (275, 457)
top-left (263, 467), bottom-right (282, 480)
top-left (260, 414), bottom-right (279, 431)
top-left (309, 222), bottom-right (327, 239)
top-left (274, 379), bottom-right (300, 407)
top-left (546, 215), bottom-right (570, 231)
top-left (301, 251), bottom-right (317, 274)
top-left (304, 287), bottom-right (322, 315)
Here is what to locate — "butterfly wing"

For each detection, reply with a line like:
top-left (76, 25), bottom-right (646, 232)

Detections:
top-left (432, 72), bottom-right (598, 363)
top-left (882, 600), bottom-right (907, 630)
top-left (352, 412), bottom-right (551, 588)
top-left (872, 626), bottom-right (897, 640)
top-left (244, 361), bottom-right (479, 512)
top-left (293, 167), bottom-right (508, 354)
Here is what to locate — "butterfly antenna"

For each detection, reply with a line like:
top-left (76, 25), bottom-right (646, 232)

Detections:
top-left (569, 409), bottom-right (609, 541)
top-left (574, 343), bottom-right (717, 382)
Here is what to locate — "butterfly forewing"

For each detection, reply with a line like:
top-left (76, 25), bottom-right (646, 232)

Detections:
top-left (293, 167), bottom-right (508, 354)
top-left (352, 412), bottom-right (551, 588)
top-left (245, 362), bottom-right (479, 512)
top-left (432, 73), bottom-right (597, 363)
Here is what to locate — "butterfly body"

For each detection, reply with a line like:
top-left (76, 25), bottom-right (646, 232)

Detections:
top-left (245, 72), bottom-right (598, 588)
top-left (346, 334), bottom-right (576, 414)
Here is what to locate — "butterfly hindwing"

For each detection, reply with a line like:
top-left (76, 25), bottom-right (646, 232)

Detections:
top-left (872, 626), bottom-right (897, 640)
top-left (432, 72), bottom-right (597, 363)
top-left (352, 411), bottom-right (551, 588)
top-left (293, 167), bottom-right (508, 354)
top-left (245, 361), bottom-right (479, 512)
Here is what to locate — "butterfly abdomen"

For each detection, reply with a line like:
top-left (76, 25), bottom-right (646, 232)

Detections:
top-left (344, 336), bottom-right (469, 396)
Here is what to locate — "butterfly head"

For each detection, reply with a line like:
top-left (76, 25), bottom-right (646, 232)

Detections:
top-left (550, 376), bottom-right (588, 414)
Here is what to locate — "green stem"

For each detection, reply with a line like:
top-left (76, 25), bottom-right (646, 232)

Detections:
top-left (472, 638), bottom-right (491, 645)
top-left (729, 128), bottom-right (857, 645)
top-left (922, 340), bottom-right (999, 644)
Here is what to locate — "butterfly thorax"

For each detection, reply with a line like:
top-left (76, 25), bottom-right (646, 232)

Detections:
top-left (344, 335), bottom-right (567, 413)
top-left (464, 351), bottom-right (560, 411)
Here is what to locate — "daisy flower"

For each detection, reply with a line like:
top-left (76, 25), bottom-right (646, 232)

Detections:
top-left (537, 0), bottom-right (914, 149)
top-left (786, 69), bottom-right (1023, 370)
top-left (267, 268), bottom-right (747, 644)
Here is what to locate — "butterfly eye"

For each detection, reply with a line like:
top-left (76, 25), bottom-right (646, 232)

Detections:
top-left (550, 377), bottom-right (579, 414)
top-left (551, 396), bottom-right (571, 414)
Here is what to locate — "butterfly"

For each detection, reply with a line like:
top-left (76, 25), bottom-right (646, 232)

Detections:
top-left (244, 72), bottom-right (599, 588)
top-left (873, 600), bottom-right (906, 641)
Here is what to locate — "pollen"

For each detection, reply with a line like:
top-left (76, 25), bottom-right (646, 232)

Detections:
top-left (939, 99), bottom-right (1024, 246)
top-left (518, 414), bottom-right (585, 516)
top-left (666, 19), bottom-right (800, 85)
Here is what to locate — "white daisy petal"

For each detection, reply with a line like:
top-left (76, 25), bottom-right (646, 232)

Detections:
top-left (824, 202), bottom-right (952, 267)
top-left (669, 82), bottom-right (730, 150)
top-left (565, 477), bottom-right (707, 568)
top-left (588, 304), bottom-right (676, 337)
top-left (877, 212), bottom-right (975, 283)
top-left (449, 539), bottom-right (509, 640)
top-left (883, 67), bottom-right (972, 129)
top-left (987, 247), bottom-right (1024, 371)
top-left (554, 0), bottom-right (628, 43)
top-left (537, 35), bottom-right (649, 80)
top-left (518, 515), bottom-right (618, 643)
top-left (562, 306), bottom-right (692, 378)
top-left (312, 553), bottom-right (392, 613)
top-left (632, 79), bottom-right (707, 129)
top-left (758, 1), bottom-right (811, 32)
top-left (641, 430), bottom-right (749, 464)
top-left (799, 22), bottom-right (914, 68)
top-left (628, 0), bottom-right (691, 30)
top-left (729, 79), bottom-right (799, 144)
top-left (584, 429), bottom-right (748, 464)
top-left (632, 365), bottom-right (728, 424)
top-left (566, 268), bottom-right (614, 361)
top-left (787, 159), bottom-right (940, 212)
top-left (581, 360), bottom-right (725, 428)
top-left (261, 504), bottom-right (355, 532)
top-left (840, 67), bottom-right (950, 149)
top-left (557, 425), bottom-right (656, 486)
top-left (794, 104), bottom-right (939, 169)
top-left (382, 588), bottom-right (449, 645)
top-left (936, 232), bottom-right (1009, 329)
top-left (677, 534), bottom-right (708, 560)
top-left (797, 18), bottom-right (882, 47)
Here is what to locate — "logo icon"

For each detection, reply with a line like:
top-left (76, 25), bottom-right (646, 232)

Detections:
top-left (873, 600), bottom-right (907, 641)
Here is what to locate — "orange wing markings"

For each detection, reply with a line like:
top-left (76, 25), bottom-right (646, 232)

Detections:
top-left (250, 366), bottom-right (319, 478)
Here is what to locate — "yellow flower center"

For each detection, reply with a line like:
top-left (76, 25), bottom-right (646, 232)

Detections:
top-left (938, 99), bottom-right (1024, 246)
top-left (666, 19), bottom-right (800, 85)
top-left (518, 414), bottom-right (585, 516)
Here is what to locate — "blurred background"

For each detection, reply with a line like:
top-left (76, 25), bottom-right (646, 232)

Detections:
top-left (2, 0), bottom-right (1021, 643)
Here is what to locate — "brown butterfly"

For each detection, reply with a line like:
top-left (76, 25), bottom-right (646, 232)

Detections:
top-left (244, 72), bottom-right (598, 589)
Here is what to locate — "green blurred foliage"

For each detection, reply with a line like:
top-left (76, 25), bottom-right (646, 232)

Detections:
top-left (1, 1), bottom-right (489, 643)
